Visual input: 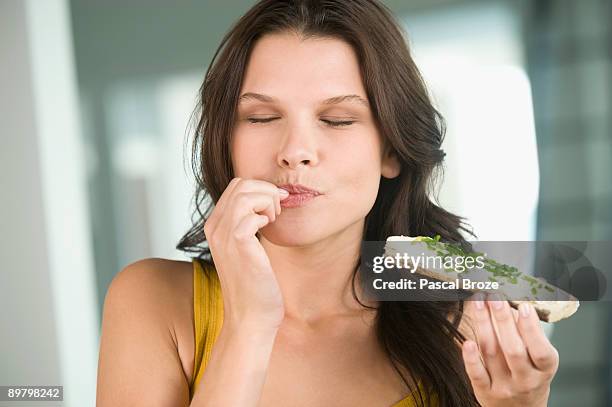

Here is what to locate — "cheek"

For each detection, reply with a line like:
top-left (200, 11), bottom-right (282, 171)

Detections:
top-left (331, 140), bottom-right (381, 208)
top-left (231, 133), bottom-right (267, 176)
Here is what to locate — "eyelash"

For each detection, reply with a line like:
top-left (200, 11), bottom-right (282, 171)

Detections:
top-left (246, 117), bottom-right (355, 127)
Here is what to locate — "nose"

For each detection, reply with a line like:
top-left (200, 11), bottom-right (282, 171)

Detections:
top-left (277, 125), bottom-right (319, 170)
top-left (279, 153), bottom-right (312, 169)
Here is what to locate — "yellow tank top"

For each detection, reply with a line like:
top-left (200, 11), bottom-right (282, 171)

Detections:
top-left (189, 258), bottom-right (437, 406)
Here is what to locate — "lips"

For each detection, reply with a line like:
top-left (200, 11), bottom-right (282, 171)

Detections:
top-left (277, 183), bottom-right (321, 195)
top-left (277, 183), bottom-right (322, 208)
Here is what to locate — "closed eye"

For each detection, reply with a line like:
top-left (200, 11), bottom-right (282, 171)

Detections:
top-left (246, 117), bottom-right (355, 127)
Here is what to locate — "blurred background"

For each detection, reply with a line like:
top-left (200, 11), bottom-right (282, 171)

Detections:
top-left (1, 0), bottom-right (610, 405)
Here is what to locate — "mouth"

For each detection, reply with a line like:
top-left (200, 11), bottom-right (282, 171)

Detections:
top-left (277, 183), bottom-right (322, 208)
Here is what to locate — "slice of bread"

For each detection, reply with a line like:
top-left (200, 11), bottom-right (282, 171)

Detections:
top-left (383, 235), bottom-right (580, 322)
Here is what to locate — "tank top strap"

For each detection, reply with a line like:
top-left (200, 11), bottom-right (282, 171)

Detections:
top-left (190, 258), bottom-right (224, 400)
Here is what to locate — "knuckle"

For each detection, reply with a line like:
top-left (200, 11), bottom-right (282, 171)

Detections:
top-left (226, 177), bottom-right (242, 190)
top-left (232, 224), bottom-right (251, 241)
top-left (541, 347), bottom-right (560, 374)
top-left (471, 377), bottom-right (489, 389)
top-left (492, 386), bottom-right (513, 400)
top-left (470, 372), bottom-right (488, 385)
top-left (531, 353), bottom-right (547, 366)
top-left (235, 191), bottom-right (249, 203)
top-left (483, 344), bottom-right (498, 358)
top-left (226, 178), bottom-right (244, 191)
top-left (232, 230), bottom-right (250, 241)
top-left (261, 215), bottom-right (271, 226)
top-left (506, 347), bottom-right (526, 361)
top-left (532, 350), bottom-right (554, 367)
top-left (551, 347), bottom-right (560, 365)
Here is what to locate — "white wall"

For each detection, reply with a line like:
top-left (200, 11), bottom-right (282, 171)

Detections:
top-left (403, 2), bottom-right (540, 242)
top-left (0, 0), bottom-right (98, 406)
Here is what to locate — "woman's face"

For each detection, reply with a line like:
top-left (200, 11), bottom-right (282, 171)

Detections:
top-left (231, 32), bottom-right (400, 246)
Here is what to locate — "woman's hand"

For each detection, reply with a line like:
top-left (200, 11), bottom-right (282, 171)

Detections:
top-left (461, 294), bottom-right (560, 407)
top-left (203, 177), bottom-right (289, 334)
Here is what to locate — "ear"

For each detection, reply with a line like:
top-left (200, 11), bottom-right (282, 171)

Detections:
top-left (381, 144), bottom-right (401, 179)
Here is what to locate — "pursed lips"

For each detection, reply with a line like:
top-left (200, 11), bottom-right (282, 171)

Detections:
top-left (277, 183), bottom-right (322, 208)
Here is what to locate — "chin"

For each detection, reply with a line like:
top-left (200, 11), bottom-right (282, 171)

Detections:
top-left (259, 223), bottom-right (325, 247)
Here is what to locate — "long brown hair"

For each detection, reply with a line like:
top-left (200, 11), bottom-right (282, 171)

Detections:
top-left (177, 0), bottom-right (479, 405)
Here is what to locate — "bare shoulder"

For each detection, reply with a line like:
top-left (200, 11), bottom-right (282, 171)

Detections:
top-left (110, 257), bottom-right (194, 297)
top-left (105, 258), bottom-right (195, 344)
top-left (97, 257), bottom-right (196, 406)
top-left (107, 257), bottom-right (197, 378)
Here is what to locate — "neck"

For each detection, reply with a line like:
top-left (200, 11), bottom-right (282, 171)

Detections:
top-left (259, 219), bottom-right (375, 325)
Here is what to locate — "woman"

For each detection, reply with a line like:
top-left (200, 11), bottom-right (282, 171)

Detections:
top-left (96, 1), bottom-right (560, 406)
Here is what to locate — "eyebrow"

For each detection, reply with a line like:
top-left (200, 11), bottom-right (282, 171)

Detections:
top-left (238, 92), bottom-right (370, 107)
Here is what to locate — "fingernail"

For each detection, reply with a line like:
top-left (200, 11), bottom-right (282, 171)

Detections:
top-left (489, 293), bottom-right (504, 309)
top-left (519, 302), bottom-right (531, 318)
top-left (278, 188), bottom-right (289, 196)
top-left (473, 293), bottom-right (484, 310)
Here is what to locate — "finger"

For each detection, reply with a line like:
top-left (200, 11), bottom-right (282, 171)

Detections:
top-left (232, 213), bottom-right (273, 267)
top-left (462, 340), bottom-right (491, 391)
top-left (274, 189), bottom-right (284, 216)
top-left (487, 294), bottom-right (533, 378)
top-left (459, 296), bottom-right (479, 342)
top-left (236, 178), bottom-right (286, 216)
top-left (511, 307), bottom-right (519, 323)
top-left (207, 177), bottom-right (243, 230)
top-left (230, 192), bottom-right (278, 225)
top-left (462, 296), bottom-right (518, 339)
top-left (233, 213), bottom-right (271, 241)
top-left (470, 293), bottom-right (512, 382)
top-left (217, 176), bottom-right (243, 210)
top-left (516, 302), bottom-right (560, 374)
top-left (213, 196), bottom-right (264, 289)
top-left (221, 178), bottom-right (281, 211)
top-left (241, 178), bottom-right (286, 196)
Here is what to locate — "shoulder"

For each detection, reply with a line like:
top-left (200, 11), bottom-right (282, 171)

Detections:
top-left (106, 257), bottom-right (197, 365)
top-left (109, 257), bottom-right (194, 296)
top-left (104, 258), bottom-right (195, 327)
top-left (97, 258), bottom-right (197, 406)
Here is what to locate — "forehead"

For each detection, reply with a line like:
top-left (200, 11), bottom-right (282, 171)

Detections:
top-left (240, 32), bottom-right (367, 101)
